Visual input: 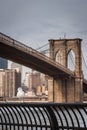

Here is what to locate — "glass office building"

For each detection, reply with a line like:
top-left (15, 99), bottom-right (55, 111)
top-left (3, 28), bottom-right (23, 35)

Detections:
top-left (0, 57), bottom-right (8, 69)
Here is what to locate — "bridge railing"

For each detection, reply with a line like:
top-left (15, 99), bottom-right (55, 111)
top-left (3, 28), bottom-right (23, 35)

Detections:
top-left (0, 102), bottom-right (87, 130)
top-left (0, 32), bottom-right (74, 76)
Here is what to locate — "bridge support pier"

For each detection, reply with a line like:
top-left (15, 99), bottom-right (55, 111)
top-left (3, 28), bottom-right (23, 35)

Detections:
top-left (53, 78), bottom-right (66, 102)
top-left (66, 78), bottom-right (75, 102)
top-left (48, 78), bottom-right (54, 102)
top-left (74, 78), bottom-right (83, 102)
top-left (48, 77), bottom-right (83, 103)
top-left (48, 78), bottom-right (67, 103)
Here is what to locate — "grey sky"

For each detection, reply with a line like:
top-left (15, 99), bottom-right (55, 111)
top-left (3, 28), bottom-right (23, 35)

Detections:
top-left (0, 0), bottom-right (87, 46)
top-left (0, 0), bottom-right (87, 77)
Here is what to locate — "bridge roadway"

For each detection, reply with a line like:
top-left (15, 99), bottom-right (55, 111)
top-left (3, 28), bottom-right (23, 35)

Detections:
top-left (0, 32), bottom-right (75, 78)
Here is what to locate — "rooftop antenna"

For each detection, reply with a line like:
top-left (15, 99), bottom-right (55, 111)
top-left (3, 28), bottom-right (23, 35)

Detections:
top-left (64, 33), bottom-right (66, 39)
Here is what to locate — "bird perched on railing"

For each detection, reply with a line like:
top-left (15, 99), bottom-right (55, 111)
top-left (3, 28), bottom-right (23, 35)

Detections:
top-left (17, 87), bottom-right (25, 102)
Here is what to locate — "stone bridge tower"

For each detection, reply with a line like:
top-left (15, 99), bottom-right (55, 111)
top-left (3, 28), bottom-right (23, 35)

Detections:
top-left (48, 38), bottom-right (83, 102)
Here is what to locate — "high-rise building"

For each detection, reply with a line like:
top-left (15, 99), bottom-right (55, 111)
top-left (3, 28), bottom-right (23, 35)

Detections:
top-left (5, 69), bottom-right (16, 97)
top-left (23, 72), bottom-right (30, 90)
top-left (29, 71), bottom-right (47, 92)
top-left (0, 70), bottom-right (5, 97)
top-left (11, 62), bottom-right (22, 72)
top-left (29, 71), bottom-right (41, 92)
top-left (0, 58), bottom-right (8, 69)
top-left (0, 69), bottom-right (21, 97)
top-left (11, 62), bottom-right (22, 94)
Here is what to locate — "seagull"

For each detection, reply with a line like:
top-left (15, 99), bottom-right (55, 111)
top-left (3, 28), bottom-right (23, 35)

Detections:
top-left (17, 87), bottom-right (25, 102)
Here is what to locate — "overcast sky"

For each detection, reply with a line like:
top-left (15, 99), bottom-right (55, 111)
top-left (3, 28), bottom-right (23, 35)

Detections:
top-left (0, 0), bottom-right (87, 47)
top-left (0, 0), bottom-right (87, 77)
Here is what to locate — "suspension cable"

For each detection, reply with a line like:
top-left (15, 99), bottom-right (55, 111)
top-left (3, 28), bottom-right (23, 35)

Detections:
top-left (82, 52), bottom-right (87, 69)
top-left (36, 43), bottom-right (49, 50)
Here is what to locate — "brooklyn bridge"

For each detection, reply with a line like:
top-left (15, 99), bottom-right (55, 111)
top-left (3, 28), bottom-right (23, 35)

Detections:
top-left (0, 32), bottom-right (87, 103)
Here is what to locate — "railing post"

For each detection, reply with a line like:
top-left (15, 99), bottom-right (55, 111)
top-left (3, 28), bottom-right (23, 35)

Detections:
top-left (46, 106), bottom-right (59, 130)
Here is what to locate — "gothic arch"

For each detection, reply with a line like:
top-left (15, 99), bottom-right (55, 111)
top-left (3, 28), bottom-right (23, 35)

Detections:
top-left (49, 38), bottom-right (82, 77)
top-left (67, 49), bottom-right (75, 71)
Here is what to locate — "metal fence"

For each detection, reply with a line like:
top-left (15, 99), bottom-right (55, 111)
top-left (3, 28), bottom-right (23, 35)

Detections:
top-left (0, 103), bottom-right (87, 130)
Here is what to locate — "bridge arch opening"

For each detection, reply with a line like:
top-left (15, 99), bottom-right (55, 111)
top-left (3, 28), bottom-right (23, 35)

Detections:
top-left (67, 49), bottom-right (75, 71)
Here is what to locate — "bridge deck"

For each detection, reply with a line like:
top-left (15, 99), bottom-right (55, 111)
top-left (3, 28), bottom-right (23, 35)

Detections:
top-left (0, 32), bottom-right (74, 78)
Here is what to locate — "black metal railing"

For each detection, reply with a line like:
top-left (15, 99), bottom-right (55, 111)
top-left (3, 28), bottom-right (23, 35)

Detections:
top-left (0, 103), bottom-right (87, 130)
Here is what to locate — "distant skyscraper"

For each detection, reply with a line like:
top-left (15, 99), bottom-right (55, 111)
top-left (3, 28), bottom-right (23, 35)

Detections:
top-left (23, 72), bottom-right (30, 89)
top-left (11, 62), bottom-right (22, 72)
top-left (0, 57), bottom-right (8, 69)
top-left (11, 62), bottom-right (22, 94)
top-left (29, 71), bottom-right (41, 92)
